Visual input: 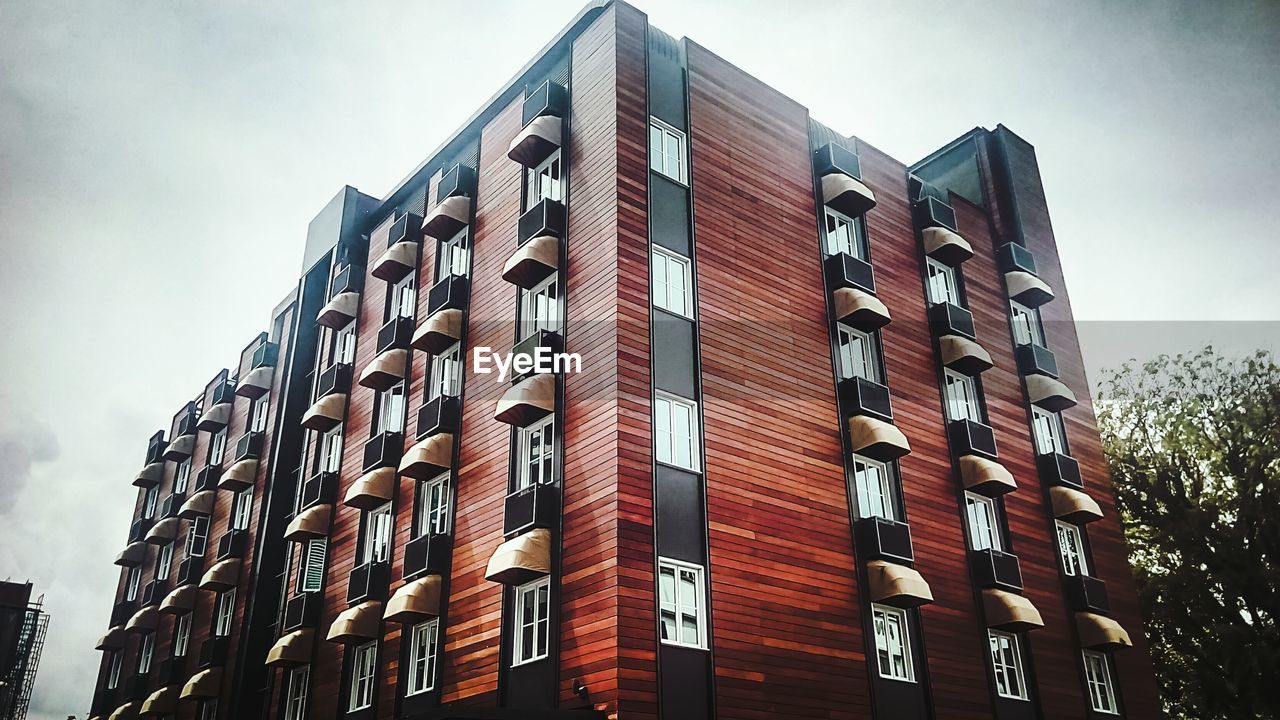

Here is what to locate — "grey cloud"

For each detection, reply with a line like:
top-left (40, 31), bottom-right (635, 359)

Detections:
top-left (0, 402), bottom-right (59, 513)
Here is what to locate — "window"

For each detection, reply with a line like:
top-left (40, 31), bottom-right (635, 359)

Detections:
top-left (525, 149), bottom-right (563, 205)
top-left (284, 665), bottom-right (310, 720)
top-left (654, 393), bottom-right (699, 472)
top-left (1056, 521), bottom-right (1089, 577)
top-left (649, 117), bottom-right (687, 184)
top-left (156, 542), bottom-right (173, 581)
top-left (824, 207), bottom-right (866, 259)
top-left (512, 577), bottom-right (551, 666)
top-left (515, 415), bottom-right (555, 492)
top-left (872, 604), bottom-right (914, 681)
top-left (232, 491), bottom-right (252, 531)
top-left (837, 324), bottom-right (880, 382)
top-left (198, 699), bottom-right (218, 720)
top-left (320, 427), bottom-right (343, 473)
top-left (429, 343), bottom-right (462, 401)
top-left (107, 651), bottom-right (122, 689)
top-left (138, 632), bottom-right (155, 673)
top-left (125, 566), bottom-right (141, 601)
top-left (418, 474), bottom-right (451, 537)
top-left (943, 368), bottom-right (983, 423)
top-left (851, 454), bottom-right (897, 520)
top-left (925, 257), bottom-right (960, 306)
top-left (213, 589), bottom-right (235, 637)
top-left (1083, 650), bottom-right (1119, 714)
top-left (989, 631), bottom-right (1028, 700)
top-left (965, 492), bottom-right (1002, 551)
top-left (1009, 300), bottom-right (1044, 347)
top-left (348, 641), bottom-right (378, 711)
top-left (405, 619), bottom-right (440, 695)
top-left (173, 613), bottom-right (191, 658)
top-left (209, 429), bottom-right (227, 465)
top-left (1031, 406), bottom-right (1066, 455)
top-left (251, 394), bottom-right (270, 433)
top-left (438, 229), bottom-right (469, 281)
top-left (143, 486), bottom-right (159, 519)
top-left (174, 459), bottom-right (192, 493)
top-left (187, 516), bottom-right (210, 558)
top-left (335, 323), bottom-right (357, 365)
top-left (362, 504), bottom-right (393, 565)
top-left (652, 247), bottom-right (693, 318)
top-left (390, 272), bottom-right (416, 321)
top-left (376, 383), bottom-right (406, 435)
top-left (658, 559), bottom-right (707, 649)
top-left (299, 538), bottom-right (327, 593)
top-left (519, 274), bottom-right (560, 339)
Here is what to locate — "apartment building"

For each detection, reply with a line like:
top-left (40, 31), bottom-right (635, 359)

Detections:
top-left (88, 2), bottom-right (1162, 719)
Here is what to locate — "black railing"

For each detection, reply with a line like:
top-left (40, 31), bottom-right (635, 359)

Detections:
top-left (436, 164), bottom-right (477, 203)
top-left (997, 242), bottom-right (1038, 275)
top-left (316, 363), bottom-right (353, 399)
top-left (194, 466), bottom-right (222, 493)
top-left (813, 142), bottom-right (862, 180)
top-left (176, 403), bottom-right (200, 437)
top-left (838, 376), bottom-right (893, 421)
top-left (928, 302), bottom-right (976, 340)
top-left (504, 482), bottom-right (560, 537)
top-left (330, 263), bottom-right (364, 298)
top-left (517, 198), bottom-right (567, 247)
top-left (110, 599), bottom-right (137, 627)
top-left (145, 430), bottom-right (167, 465)
top-left (128, 518), bottom-right (153, 543)
top-left (160, 493), bottom-right (185, 519)
top-left (521, 79), bottom-right (568, 126)
top-left (823, 252), bottom-right (876, 295)
top-left (362, 431), bottom-right (404, 472)
top-left (948, 419), bottom-right (998, 459)
top-left (403, 532), bottom-right (450, 580)
top-left (198, 637), bottom-right (229, 668)
top-left (234, 431), bottom-right (264, 463)
top-left (1037, 452), bottom-right (1084, 489)
top-left (971, 549), bottom-right (1023, 591)
top-left (426, 274), bottom-right (469, 316)
top-left (1015, 344), bottom-right (1059, 378)
top-left (301, 471), bottom-right (339, 509)
top-left (210, 377), bottom-right (236, 406)
top-left (346, 561), bottom-right (392, 604)
top-left (1065, 574), bottom-right (1110, 614)
top-left (282, 592), bottom-right (321, 632)
top-left (251, 341), bottom-right (279, 369)
top-left (376, 315), bottom-right (415, 355)
top-left (176, 556), bottom-right (203, 586)
top-left (854, 516), bottom-right (914, 564)
top-left (387, 212), bottom-right (424, 249)
top-left (216, 530), bottom-right (248, 560)
top-left (416, 395), bottom-right (460, 440)
top-left (912, 196), bottom-right (958, 232)
top-left (122, 673), bottom-right (151, 702)
top-left (141, 579), bottom-right (169, 607)
top-left (509, 330), bottom-right (564, 382)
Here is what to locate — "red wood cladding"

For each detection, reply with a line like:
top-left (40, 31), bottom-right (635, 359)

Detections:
top-left (686, 43), bottom-right (875, 720)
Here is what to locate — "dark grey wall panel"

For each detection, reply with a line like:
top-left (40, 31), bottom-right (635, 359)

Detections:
top-left (653, 312), bottom-right (698, 399)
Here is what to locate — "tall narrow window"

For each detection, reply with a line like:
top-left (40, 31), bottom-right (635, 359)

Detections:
top-left (989, 631), bottom-right (1029, 700)
top-left (1055, 521), bottom-right (1088, 576)
top-left (418, 474), bottom-right (451, 537)
top-left (515, 415), bottom-right (555, 492)
top-left (651, 247), bottom-right (693, 319)
top-left (284, 665), bottom-right (310, 720)
top-left (944, 368), bottom-right (983, 423)
top-left (173, 613), bottom-right (192, 658)
top-left (231, 491), bottom-right (252, 531)
top-left (1009, 300), bottom-right (1045, 347)
top-left (824, 207), bottom-right (866, 259)
top-left (198, 700), bottom-right (218, 720)
top-left (251, 394), bottom-right (270, 433)
top-left (138, 632), bottom-right (155, 674)
top-left (174, 459), bottom-right (192, 494)
top-left (377, 383), bottom-right (406, 435)
top-left (209, 428), bottom-right (228, 465)
top-left (837, 324), bottom-right (880, 381)
top-left (214, 589), bottom-right (235, 637)
top-left (525, 150), bottom-right (563, 205)
top-left (872, 603), bottom-right (914, 682)
top-left (362, 504), bottom-right (393, 564)
top-left (125, 566), bottom-right (141, 601)
top-left (438, 229), bottom-right (469, 281)
top-left (1031, 406), bottom-right (1066, 455)
top-left (143, 486), bottom-right (159, 519)
top-left (187, 516), bottom-right (210, 558)
top-left (390, 273), bottom-right (416, 321)
top-left (851, 454), bottom-right (897, 520)
top-left (336, 323), bottom-right (357, 365)
top-left (649, 117), bottom-right (687, 184)
top-left (965, 492), bottom-right (1002, 551)
top-left (658, 558), bottom-right (707, 649)
top-left (654, 393), bottom-right (699, 472)
top-left (1083, 650), bottom-right (1119, 714)
top-left (405, 619), bottom-right (440, 695)
top-left (320, 427), bottom-right (343, 473)
top-left (299, 538), bottom-right (327, 593)
top-left (156, 542), bottom-right (173, 581)
top-left (519, 274), bottom-right (560, 339)
top-left (512, 577), bottom-right (551, 666)
top-left (925, 257), bottom-right (960, 306)
top-left (347, 641), bottom-right (378, 711)
top-left (107, 652), bottom-right (122, 689)
top-left (429, 343), bottom-right (462, 401)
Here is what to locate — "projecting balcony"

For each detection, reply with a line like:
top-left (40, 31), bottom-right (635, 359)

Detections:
top-left (145, 431), bottom-right (167, 465)
top-left (134, 460), bottom-right (165, 489)
top-left (403, 533), bottom-right (450, 580)
top-left (415, 395), bottom-right (460, 440)
top-left (141, 579), bottom-right (170, 607)
top-left (832, 287), bottom-right (890, 331)
top-left (200, 558), bottom-right (241, 593)
top-left (128, 518), bottom-right (153, 544)
top-left (198, 637), bottom-right (229, 669)
top-left (1006, 270), bottom-right (1055, 307)
top-left (197, 398), bottom-right (232, 433)
top-left (509, 330), bottom-right (564, 382)
top-left (343, 467), bottom-right (395, 511)
top-left (997, 242), bottom-right (1038, 275)
top-left (216, 529), bottom-right (248, 560)
top-left (302, 366), bottom-right (351, 432)
top-left (124, 605), bottom-right (158, 634)
top-left (346, 560), bottom-right (392, 604)
top-left (220, 434), bottom-right (262, 491)
top-left (371, 214), bottom-right (424, 282)
top-left (1065, 574), bottom-right (1110, 614)
top-left (485, 527), bottom-right (551, 586)
top-left (1037, 451), bottom-right (1083, 490)
top-left (193, 465), bottom-right (221, 494)
top-left (180, 491), bottom-right (214, 521)
top-left (854, 516), bottom-right (915, 564)
top-left (866, 559), bottom-right (933, 608)
top-left (385, 575), bottom-right (443, 624)
top-left (159, 492), bottom-right (184, 520)
top-left (426, 273), bottom-right (469, 316)
top-left (421, 164), bottom-right (476, 239)
top-left (1076, 612), bottom-right (1131, 649)
top-left (838, 376), bottom-right (893, 421)
top-left (266, 629), bottom-right (315, 670)
top-left (847, 415), bottom-right (910, 462)
top-left (283, 503), bottom-right (332, 543)
top-left (504, 482), bottom-right (560, 537)
top-left (357, 347), bottom-right (407, 392)
top-left (398, 433), bottom-right (454, 480)
top-left (503, 233), bottom-right (561, 289)
top-left (362, 431), bottom-right (404, 473)
top-left (814, 143), bottom-right (876, 218)
top-left (508, 80), bottom-right (568, 166)
top-left (971, 549), bottom-right (1023, 592)
top-left (325, 601), bottom-right (381, 645)
top-left (939, 335), bottom-right (994, 375)
top-left (928, 301), bottom-right (976, 340)
top-left (174, 401), bottom-right (200, 439)
top-left (412, 308), bottom-right (463, 356)
top-left (1026, 374), bottom-right (1077, 412)
top-left (176, 556), bottom-right (203, 587)
top-left (823, 252), bottom-right (876, 295)
top-left (517, 198), bottom-right (567, 248)
top-left (162, 432), bottom-right (195, 462)
top-left (1050, 487), bottom-right (1103, 524)
top-left (300, 471), bottom-right (339, 509)
top-left (145, 517), bottom-right (180, 545)
top-left (282, 591), bottom-right (321, 632)
top-left (159, 584), bottom-right (196, 615)
top-left (948, 419), bottom-right (998, 460)
top-left (912, 195), bottom-right (958, 232)
top-left (1015, 343), bottom-right (1059, 378)
top-left (922, 226), bottom-right (973, 265)
top-left (236, 338), bottom-right (278, 399)
top-left (494, 373), bottom-right (556, 427)
top-left (982, 589), bottom-right (1044, 632)
top-left (959, 455), bottom-right (1016, 496)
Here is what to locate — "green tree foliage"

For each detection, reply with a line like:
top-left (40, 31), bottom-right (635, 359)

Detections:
top-left (1097, 347), bottom-right (1280, 719)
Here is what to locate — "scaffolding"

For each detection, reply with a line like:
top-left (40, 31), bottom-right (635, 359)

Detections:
top-left (1, 595), bottom-right (48, 720)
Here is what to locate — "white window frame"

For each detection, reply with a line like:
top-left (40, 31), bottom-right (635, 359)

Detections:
top-left (231, 490), bottom-right (252, 531)
top-left (156, 542), bottom-right (174, 581)
top-left (1056, 520), bottom-right (1089, 577)
top-left (515, 415), bottom-right (555, 492)
top-left (198, 699), bottom-right (218, 720)
top-left (438, 228), bottom-right (469, 281)
top-left (125, 566), bottom-right (141, 601)
top-left (925, 256), bottom-right (960, 306)
top-left (187, 516), bottom-right (210, 558)
top-left (405, 618), bottom-right (441, 696)
top-left (1083, 650), bottom-right (1120, 714)
top-left (657, 558), bottom-right (708, 650)
top-left (965, 492), bottom-right (1002, 552)
top-left (649, 117), bottom-right (688, 184)
top-left (173, 612), bottom-right (192, 658)
top-left (837, 323), bottom-right (880, 382)
top-left (654, 392), bottom-right (700, 472)
top-left (519, 273), bottom-right (561, 339)
top-left (512, 576), bottom-right (551, 666)
top-left (872, 603), bottom-right (915, 682)
top-left (944, 368), bottom-right (983, 423)
top-left (209, 428), bottom-right (227, 466)
top-left (107, 651), bottom-right (123, 689)
top-left (214, 589), bottom-right (235, 637)
top-left (298, 538), bottom-right (327, 593)
top-left (429, 343), bottom-right (463, 401)
top-left (377, 382), bottom-right (407, 435)
top-left (525, 149), bottom-right (563, 205)
top-left (1009, 300), bottom-right (1044, 347)
top-left (392, 272), bottom-right (416, 320)
top-left (347, 641), bottom-right (378, 711)
top-left (651, 246), bottom-right (693, 319)
top-left (143, 486), bottom-right (159, 519)
top-left (851, 454), bottom-right (897, 521)
top-left (336, 323), bottom-right (357, 365)
top-left (321, 426), bottom-right (343, 473)
top-left (138, 632), bottom-right (155, 674)
top-left (362, 503), bottom-right (393, 565)
top-left (174, 458), bottom-right (192, 493)
top-left (1031, 406), bottom-right (1066, 455)
top-left (989, 630), bottom-right (1029, 700)
top-left (824, 207), bottom-right (865, 259)
top-left (418, 474), bottom-right (451, 537)
top-left (251, 394), bottom-right (270, 433)
top-left (284, 665), bottom-right (310, 720)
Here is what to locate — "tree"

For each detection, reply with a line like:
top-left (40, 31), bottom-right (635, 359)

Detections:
top-left (1097, 347), bottom-right (1280, 719)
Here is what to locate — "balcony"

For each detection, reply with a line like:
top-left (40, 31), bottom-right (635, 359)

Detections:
top-left (823, 252), bottom-right (876, 294)
top-left (959, 455), bottom-right (1016, 496)
top-left (145, 430), bottom-right (168, 465)
top-left (346, 560), bottom-right (392, 604)
top-left (971, 549), bottom-right (1023, 592)
top-left (853, 516), bottom-right (914, 564)
top-left (517, 198), bottom-right (567, 247)
top-left (234, 431), bottom-right (264, 463)
top-left (1065, 574), bottom-right (1110, 614)
top-left (122, 672), bottom-right (152, 702)
top-left (284, 503), bottom-right (331, 543)
top-left (426, 273), bottom-right (469, 316)
top-left (832, 287), bottom-right (891, 331)
top-left (494, 373), bottom-right (556, 427)
top-left (1037, 451), bottom-right (1083, 489)
top-left (315, 363), bottom-right (352, 400)
top-left (847, 415), bottom-right (910, 462)
top-left (399, 433), bottom-right (453, 480)
top-left (503, 233), bottom-right (560, 289)
top-left (282, 592), bottom-right (321, 632)
top-left (504, 482), bottom-right (560, 537)
top-left (1015, 343), bottom-right (1059, 378)
top-left (111, 599), bottom-right (137, 627)
top-left (996, 242), bottom-right (1038, 275)
top-left (371, 214), bottom-right (423, 282)
top-left (115, 542), bottom-right (145, 567)
top-left (90, 688), bottom-right (118, 716)
top-left (128, 518), bottom-right (153, 543)
top-left (357, 347), bottom-right (408, 392)
top-left (134, 460), bottom-right (165, 489)
top-left (912, 196), bottom-right (958, 232)
top-left (416, 395), bottom-right (460, 440)
top-left (411, 307), bottom-right (463, 355)
top-left (159, 492), bottom-right (184, 520)
top-left (162, 431), bottom-right (195, 462)
top-left (153, 657), bottom-right (180, 687)
top-left (301, 471), bottom-right (339, 509)
top-left (216, 529), bottom-right (248, 560)
top-left (237, 338), bottom-right (277, 399)
top-left (814, 143), bottom-right (876, 218)
top-left (838, 376), bottom-right (893, 421)
top-left (403, 533), bottom-right (451, 580)
top-left (197, 397), bottom-right (232, 433)
top-left (303, 372), bottom-right (349, 431)
top-left (922, 226), bottom-right (973, 265)
top-left (318, 269), bottom-right (362, 329)
top-left (521, 79), bottom-right (568, 125)
top-left (509, 330), bottom-right (565, 382)
top-left (362, 431), bottom-right (404, 472)
top-left (939, 335), bottom-right (993, 375)
top-left (1005, 270), bottom-right (1055, 307)
top-left (176, 556), bottom-right (203, 586)
top-left (198, 637), bottom-right (229, 669)
top-left (1026, 374), bottom-right (1077, 412)
top-left (437, 163), bottom-right (477, 204)
top-left (175, 402), bottom-right (200, 439)
top-left (141, 579), bottom-right (170, 607)
top-left (508, 80), bottom-right (567, 166)
top-left (422, 165), bottom-right (475, 240)
top-left (343, 467), bottom-right (395, 511)
top-left (927, 301), bottom-right (976, 340)
top-left (376, 315), bottom-right (415, 355)
top-left (948, 419), bottom-right (998, 459)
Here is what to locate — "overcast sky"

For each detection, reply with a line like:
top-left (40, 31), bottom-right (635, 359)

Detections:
top-left (1, 0), bottom-right (1277, 716)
